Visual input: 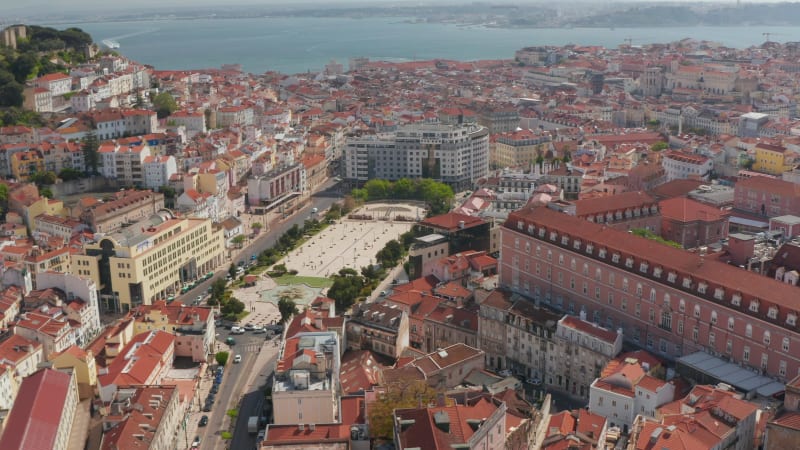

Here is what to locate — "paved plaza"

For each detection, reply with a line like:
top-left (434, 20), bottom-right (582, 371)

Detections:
top-left (232, 202), bottom-right (424, 319)
top-left (283, 203), bottom-right (425, 277)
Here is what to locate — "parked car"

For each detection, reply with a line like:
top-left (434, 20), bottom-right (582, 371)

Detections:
top-left (203, 403), bottom-right (212, 412)
top-left (498, 369), bottom-right (512, 377)
top-left (243, 323), bottom-right (256, 331)
top-left (192, 436), bottom-right (201, 448)
top-left (265, 324), bottom-right (284, 333)
top-left (526, 377), bottom-right (542, 386)
top-left (210, 384), bottom-right (218, 394)
top-left (198, 415), bottom-right (208, 427)
top-left (230, 326), bottom-right (245, 335)
top-left (252, 327), bottom-right (266, 334)
top-left (226, 337), bottom-right (236, 345)
top-left (233, 354), bottom-right (242, 363)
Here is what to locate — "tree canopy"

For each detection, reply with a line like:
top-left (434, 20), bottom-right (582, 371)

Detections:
top-left (0, 26), bottom-right (92, 110)
top-left (352, 178), bottom-right (453, 215)
top-left (368, 379), bottom-right (443, 440)
top-left (152, 92), bottom-right (178, 118)
top-left (278, 298), bottom-right (299, 324)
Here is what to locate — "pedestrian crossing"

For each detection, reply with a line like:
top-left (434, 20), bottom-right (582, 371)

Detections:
top-left (237, 343), bottom-right (264, 353)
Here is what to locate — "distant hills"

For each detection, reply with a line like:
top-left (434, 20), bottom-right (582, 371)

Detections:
top-left (570, 3), bottom-right (800, 28)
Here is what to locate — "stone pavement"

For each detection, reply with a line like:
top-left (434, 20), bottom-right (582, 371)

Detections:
top-left (283, 203), bottom-right (424, 278)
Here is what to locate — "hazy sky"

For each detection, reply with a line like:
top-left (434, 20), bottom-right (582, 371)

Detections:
top-left (2, 0), bottom-right (788, 19)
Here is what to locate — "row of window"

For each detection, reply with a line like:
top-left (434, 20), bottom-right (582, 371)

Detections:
top-left (510, 227), bottom-right (798, 328)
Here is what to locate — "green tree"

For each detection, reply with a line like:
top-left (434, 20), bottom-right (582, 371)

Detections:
top-left (364, 179), bottom-right (391, 199)
top-left (210, 278), bottom-right (227, 301)
top-left (231, 235), bottom-right (245, 248)
top-left (0, 183), bottom-right (8, 220)
top-left (651, 141), bottom-right (668, 152)
top-left (29, 171), bottom-right (57, 186)
top-left (368, 379), bottom-right (442, 440)
top-left (391, 178), bottom-right (414, 199)
top-left (39, 187), bottom-right (54, 198)
top-left (81, 132), bottom-right (100, 174)
top-left (325, 203), bottom-right (342, 221)
top-left (251, 222), bottom-right (263, 234)
top-left (327, 268), bottom-right (365, 312)
top-left (278, 298), bottom-right (299, 324)
top-left (0, 79), bottom-right (23, 107)
top-left (228, 263), bottom-right (237, 280)
top-left (152, 92), bottom-right (178, 119)
top-left (158, 185), bottom-right (176, 199)
top-left (215, 351), bottom-right (229, 366)
top-left (221, 297), bottom-right (245, 319)
top-left (10, 54), bottom-right (38, 83)
top-left (58, 167), bottom-right (83, 181)
top-left (376, 239), bottom-right (403, 267)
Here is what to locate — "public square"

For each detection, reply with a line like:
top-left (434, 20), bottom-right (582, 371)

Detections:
top-left (283, 202), bottom-right (425, 277)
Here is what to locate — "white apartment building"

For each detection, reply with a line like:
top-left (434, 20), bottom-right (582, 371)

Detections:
top-left (589, 356), bottom-right (675, 430)
top-left (114, 144), bottom-right (151, 186)
top-left (344, 123), bottom-right (490, 190)
top-left (36, 271), bottom-right (102, 348)
top-left (661, 150), bottom-right (714, 182)
top-left (549, 313), bottom-right (623, 398)
top-left (143, 155), bottom-right (178, 189)
top-left (272, 332), bottom-right (340, 426)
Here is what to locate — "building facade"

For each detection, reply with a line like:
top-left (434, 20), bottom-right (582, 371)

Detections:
top-left (344, 123), bottom-right (490, 190)
top-left (71, 212), bottom-right (225, 311)
top-left (500, 206), bottom-right (800, 382)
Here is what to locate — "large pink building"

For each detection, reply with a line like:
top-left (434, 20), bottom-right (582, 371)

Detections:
top-left (734, 176), bottom-right (800, 218)
top-left (500, 206), bottom-right (800, 382)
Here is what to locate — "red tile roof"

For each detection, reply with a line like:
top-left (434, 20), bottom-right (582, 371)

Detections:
top-left (507, 206), bottom-right (800, 320)
top-left (0, 368), bottom-right (73, 450)
top-left (659, 197), bottom-right (729, 222)
top-left (395, 397), bottom-right (501, 449)
top-left (420, 212), bottom-right (486, 232)
top-left (573, 191), bottom-right (657, 217)
top-left (264, 423), bottom-right (351, 445)
top-left (560, 315), bottom-right (619, 344)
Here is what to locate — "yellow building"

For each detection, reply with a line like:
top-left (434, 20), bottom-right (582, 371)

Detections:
top-left (10, 150), bottom-right (45, 181)
top-left (24, 197), bottom-right (67, 231)
top-left (51, 345), bottom-right (98, 400)
top-left (71, 211), bottom-right (225, 312)
top-left (491, 129), bottom-right (550, 168)
top-left (753, 143), bottom-right (794, 175)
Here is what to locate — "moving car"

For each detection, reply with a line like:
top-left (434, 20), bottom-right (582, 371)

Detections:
top-left (233, 354), bottom-right (242, 363)
top-left (226, 337), bottom-right (236, 345)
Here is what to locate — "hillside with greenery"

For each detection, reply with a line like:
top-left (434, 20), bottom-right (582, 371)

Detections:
top-left (0, 25), bottom-right (93, 121)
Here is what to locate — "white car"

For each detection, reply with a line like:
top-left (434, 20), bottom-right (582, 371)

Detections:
top-left (233, 354), bottom-right (242, 363)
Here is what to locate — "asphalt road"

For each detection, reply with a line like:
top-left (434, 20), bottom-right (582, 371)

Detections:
top-left (229, 350), bottom-right (278, 450)
top-left (176, 179), bottom-right (343, 306)
top-left (199, 328), bottom-right (270, 450)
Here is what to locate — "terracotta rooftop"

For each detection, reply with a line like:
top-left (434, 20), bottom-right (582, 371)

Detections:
top-left (659, 196), bottom-right (729, 222)
top-left (507, 206), bottom-right (800, 322)
top-left (420, 212), bottom-right (487, 232)
top-left (572, 191), bottom-right (657, 217)
top-left (395, 397), bottom-right (501, 450)
top-left (0, 368), bottom-right (73, 450)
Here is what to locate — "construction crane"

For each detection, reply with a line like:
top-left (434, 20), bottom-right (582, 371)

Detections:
top-left (763, 32), bottom-right (784, 43)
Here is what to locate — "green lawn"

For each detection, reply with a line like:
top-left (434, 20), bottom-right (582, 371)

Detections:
top-left (272, 274), bottom-right (333, 288)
